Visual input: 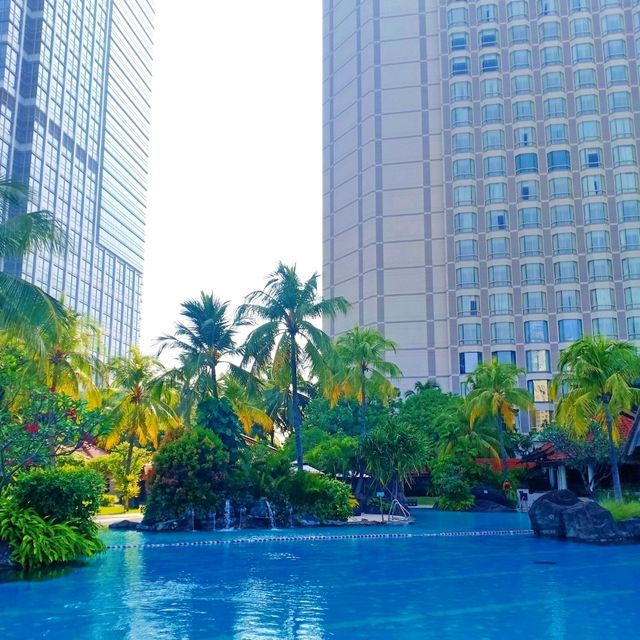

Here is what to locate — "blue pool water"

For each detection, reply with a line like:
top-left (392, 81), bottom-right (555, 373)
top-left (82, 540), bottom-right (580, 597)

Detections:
top-left (1, 510), bottom-right (640, 639)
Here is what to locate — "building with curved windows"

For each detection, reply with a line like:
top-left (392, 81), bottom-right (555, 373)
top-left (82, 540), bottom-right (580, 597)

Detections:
top-left (0, 0), bottom-right (153, 357)
top-left (323, 0), bottom-right (640, 430)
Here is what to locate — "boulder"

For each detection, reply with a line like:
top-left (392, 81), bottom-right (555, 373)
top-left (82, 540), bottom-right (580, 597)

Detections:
top-left (0, 541), bottom-right (16, 569)
top-left (138, 517), bottom-right (192, 532)
top-left (294, 514), bottom-right (321, 527)
top-left (108, 519), bottom-right (140, 531)
top-left (471, 486), bottom-right (512, 508)
top-left (471, 499), bottom-right (515, 513)
top-left (529, 490), bottom-right (579, 537)
top-left (562, 500), bottom-right (619, 543)
top-left (617, 517), bottom-right (640, 539)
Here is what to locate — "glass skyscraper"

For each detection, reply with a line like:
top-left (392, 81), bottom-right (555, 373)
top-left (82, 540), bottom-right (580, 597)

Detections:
top-left (323, 0), bottom-right (640, 429)
top-left (0, 0), bottom-right (153, 357)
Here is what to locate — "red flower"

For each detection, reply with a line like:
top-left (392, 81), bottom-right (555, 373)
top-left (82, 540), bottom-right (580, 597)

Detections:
top-left (25, 460), bottom-right (33, 467)
top-left (66, 409), bottom-right (77, 420)
top-left (50, 385), bottom-right (56, 392)
top-left (23, 423), bottom-right (39, 434)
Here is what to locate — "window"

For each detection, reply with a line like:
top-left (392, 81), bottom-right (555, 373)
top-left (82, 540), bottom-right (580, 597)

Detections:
top-left (450, 81), bottom-right (472, 101)
top-left (483, 129), bottom-right (504, 150)
top-left (456, 239), bottom-right (478, 260)
top-left (528, 380), bottom-right (550, 402)
top-left (481, 78), bottom-right (502, 98)
top-left (485, 182), bottom-right (507, 204)
top-left (524, 291), bottom-right (546, 313)
top-left (451, 56), bottom-right (471, 75)
top-left (521, 262), bottom-right (545, 284)
top-left (611, 117), bottom-right (633, 139)
top-left (576, 94), bottom-right (599, 115)
top-left (544, 97), bottom-right (567, 119)
top-left (553, 232), bottom-right (577, 255)
top-left (509, 25), bottom-right (530, 44)
top-left (551, 205), bottom-right (574, 226)
top-left (606, 65), bottom-right (629, 86)
top-left (615, 172), bottom-right (640, 194)
top-left (539, 21), bottom-right (561, 41)
top-left (586, 230), bottom-right (611, 252)
top-left (459, 351), bottom-right (482, 374)
top-left (609, 91), bottom-right (631, 113)
top-left (458, 323), bottom-right (482, 345)
top-left (489, 293), bottom-right (513, 315)
top-left (547, 150), bottom-right (571, 171)
top-left (618, 200), bottom-right (640, 222)
top-left (557, 289), bottom-right (581, 311)
top-left (515, 152), bottom-right (539, 174)
top-left (494, 351), bottom-right (517, 366)
top-left (625, 286), bottom-right (640, 310)
top-left (457, 295), bottom-right (480, 316)
top-left (570, 0), bottom-right (589, 13)
top-left (487, 209), bottom-right (509, 230)
top-left (584, 202), bottom-right (607, 224)
top-left (570, 17), bottom-right (592, 37)
top-left (526, 350), bottom-right (550, 372)
top-left (546, 123), bottom-right (568, 145)
top-left (508, 0), bottom-right (529, 19)
top-left (518, 179), bottom-right (540, 200)
top-left (572, 42), bottom-right (594, 63)
top-left (542, 72), bottom-right (564, 92)
top-left (453, 158), bottom-right (475, 179)
top-left (453, 132), bottom-right (473, 153)
top-left (613, 145), bottom-right (636, 167)
top-left (578, 120), bottom-right (601, 142)
top-left (541, 46), bottom-right (562, 66)
top-left (591, 287), bottom-right (615, 311)
top-left (450, 32), bottom-right (469, 50)
top-left (574, 68), bottom-right (596, 89)
top-left (477, 4), bottom-right (499, 22)
top-left (623, 258), bottom-right (640, 280)
top-left (482, 103), bottom-right (504, 124)
top-left (452, 107), bottom-right (473, 127)
top-left (454, 185), bottom-right (476, 206)
top-left (455, 212), bottom-right (477, 233)
top-left (488, 236), bottom-right (510, 259)
top-left (592, 317), bottom-right (618, 339)
top-left (559, 319), bottom-right (583, 342)
top-left (550, 177), bottom-right (573, 198)
top-left (627, 317), bottom-right (640, 340)
top-left (579, 148), bottom-right (602, 169)
top-left (621, 228), bottom-right (640, 251)
top-left (538, 0), bottom-right (558, 15)
top-left (456, 266), bottom-right (480, 288)
top-left (554, 260), bottom-right (579, 282)
top-left (512, 74), bottom-right (533, 95)
top-left (448, 7), bottom-right (469, 27)
top-left (525, 320), bottom-right (549, 343)
top-left (510, 49), bottom-right (532, 69)
top-left (581, 174), bottom-right (605, 196)
top-left (604, 39), bottom-right (626, 61)
top-left (602, 14), bottom-right (624, 35)
top-left (515, 127), bottom-right (536, 147)
top-left (481, 53), bottom-right (500, 73)
top-left (491, 322), bottom-right (515, 344)
top-left (484, 156), bottom-right (506, 177)
top-left (588, 258), bottom-right (613, 281)
top-left (513, 100), bottom-right (534, 121)
top-left (519, 207), bottom-right (541, 228)
top-left (480, 29), bottom-right (499, 47)
top-left (489, 264), bottom-right (512, 286)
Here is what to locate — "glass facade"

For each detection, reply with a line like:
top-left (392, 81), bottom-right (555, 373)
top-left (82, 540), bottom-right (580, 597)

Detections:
top-left (0, 0), bottom-right (153, 357)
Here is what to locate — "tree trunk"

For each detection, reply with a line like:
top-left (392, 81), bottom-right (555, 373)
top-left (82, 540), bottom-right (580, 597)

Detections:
top-left (604, 402), bottom-right (623, 502)
top-left (360, 369), bottom-right (367, 438)
top-left (211, 363), bottom-right (218, 399)
top-left (289, 334), bottom-right (303, 472)
top-left (498, 415), bottom-right (508, 479)
top-left (123, 436), bottom-right (135, 511)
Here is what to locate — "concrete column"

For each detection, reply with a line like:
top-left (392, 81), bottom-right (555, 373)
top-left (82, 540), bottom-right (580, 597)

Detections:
top-left (549, 467), bottom-right (557, 489)
top-left (587, 464), bottom-right (595, 493)
top-left (557, 465), bottom-right (568, 491)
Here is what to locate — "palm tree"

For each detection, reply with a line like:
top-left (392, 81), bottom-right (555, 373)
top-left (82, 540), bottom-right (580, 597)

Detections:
top-left (237, 263), bottom-right (349, 471)
top-left (219, 373), bottom-right (273, 438)
top-left (157, 293), bottom-right (241, 401)
top-left (552, 335), bottom-right (640, 502)
top-left (465, 359), bottom-right (533, 478)
top-left (404, 379), bottom-right (441, 398)
top-left (331, 326), bottom-right (401, 437)
top-left (437, 406), bottom-right (500, 460)
top-left (0, 179), bottom-right (66, 351)
top-left (105, 347), bottom-right (179, 509)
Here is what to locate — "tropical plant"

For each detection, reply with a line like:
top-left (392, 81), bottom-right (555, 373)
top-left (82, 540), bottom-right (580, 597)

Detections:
top-left (237, 263), bottom-right (349, 470)
top-left (195, 396), bottom-right (245, 456)
top-left (465, 360), bottom-right (533, 478)
top-left (437, 406), bottom-right (500, 461)
top-left (552, 335), bottom-right (640, 502)
top-left (430, 457), bottom-right (475, 511)
top-left (306, 434), bottom-right (359, 478)
top-left (219, 373), bottom-right (272, 438)
top-left (283, 472), bottom-right (353, 521)
top-left (329, 326), bottom-right (401, 436)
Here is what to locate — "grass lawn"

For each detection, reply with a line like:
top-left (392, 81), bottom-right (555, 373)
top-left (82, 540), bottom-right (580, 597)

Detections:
top-left (98, 505), bottom-right (141, 516)
top-left (599, 499), bottom-right (640, 521)
top-left (415, 497), bottom-right (436, 507)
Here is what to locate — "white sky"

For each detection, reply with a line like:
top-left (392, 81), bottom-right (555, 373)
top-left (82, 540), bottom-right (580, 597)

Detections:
top-left (140, 2), bottom-right (322, 354)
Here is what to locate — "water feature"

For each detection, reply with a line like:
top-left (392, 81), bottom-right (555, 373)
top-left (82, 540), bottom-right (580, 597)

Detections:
top-left (265, 500), bottom-right (276, 529)
top-left (223, 499), bottom-right (233, 530)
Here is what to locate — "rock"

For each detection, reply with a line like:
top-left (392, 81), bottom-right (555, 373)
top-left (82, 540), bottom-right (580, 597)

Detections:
top-left (471, 499), bottom-right (515, 513)
top-left (0, 541), bottom-right (16, 569)
top-left (322, 519), bottom-right (348, 526)
top-left (294, 514), bottom-right (321, 527)
top-left (471, 486), bottom-right (512, 508)
top-left (108, 519), bottom-right (140, 530)
top-left (529, 490), bottom-right (579, 538)
top-left (617, 517), bottom-right (640, 539)
top-left (562, 500), bottom-right (619, 543)
top-left (138, 517), bottom-right (192, 532)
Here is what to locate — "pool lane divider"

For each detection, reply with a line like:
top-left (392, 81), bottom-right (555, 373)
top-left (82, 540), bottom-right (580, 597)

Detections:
top-left (106, 528), bottom-right (534, 551)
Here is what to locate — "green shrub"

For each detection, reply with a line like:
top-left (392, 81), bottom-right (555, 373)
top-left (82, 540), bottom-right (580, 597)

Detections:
top-left (100, 494), bottom-right (119, 507)
top-left (599, 499), bottom-right (640, 521)
top-left (284, 472), bottom-right (353, 521)
top-left (0, 498), bottom-right (105, 569)
top-left (144, 428), bottom-right (229, 523)
top-left (196, 397), bottom-right (245, 456)
top-left (12, 467), bottom-right (104, 523)
top-left (431, 457), bottom-right (474, 511)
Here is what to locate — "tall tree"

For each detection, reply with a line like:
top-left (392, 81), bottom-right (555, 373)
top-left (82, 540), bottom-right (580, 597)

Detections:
top-left (331, 326), bottom-right (401, 437)
top-left (552, 335), bottom-right (640, 502)
top-left (219, 373), bottom-right (273, 438)
top-left (237, 263), bottom-right (349, 470)
top-left (465, 359), bottom-right (533, 478)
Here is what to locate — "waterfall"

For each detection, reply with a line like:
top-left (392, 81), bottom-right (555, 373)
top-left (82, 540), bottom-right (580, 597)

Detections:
top-left (288, 505), bottom-right (294, 528)
top-left (239, 506), bottom-right (246, 529)
top-left (265, 500), bottom-right (276, 529)
top-left (223, 499), bottom-right (233, 530)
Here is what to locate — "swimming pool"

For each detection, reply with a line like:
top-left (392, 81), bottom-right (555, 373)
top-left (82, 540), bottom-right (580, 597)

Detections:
top-left (1, 510), bottom-right (639, 639)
